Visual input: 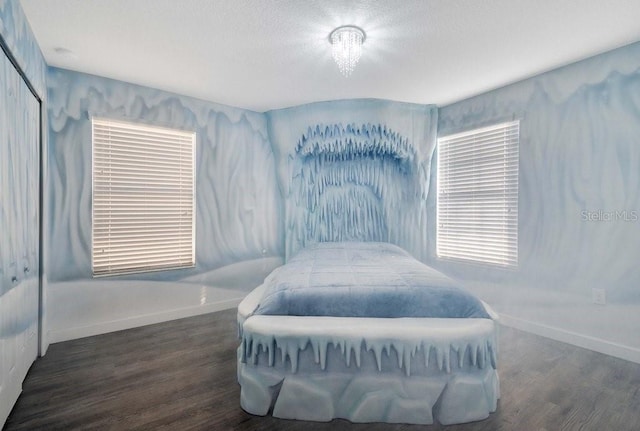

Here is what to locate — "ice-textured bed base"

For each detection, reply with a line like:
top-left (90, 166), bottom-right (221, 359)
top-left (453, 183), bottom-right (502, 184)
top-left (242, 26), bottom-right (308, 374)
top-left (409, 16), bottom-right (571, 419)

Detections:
top-left (237, 315), bottom-right (499, 425)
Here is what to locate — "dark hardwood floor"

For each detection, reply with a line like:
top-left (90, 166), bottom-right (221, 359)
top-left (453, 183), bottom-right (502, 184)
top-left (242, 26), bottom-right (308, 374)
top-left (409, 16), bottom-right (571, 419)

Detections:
top-left (4, 309), bottom-right (640, 430)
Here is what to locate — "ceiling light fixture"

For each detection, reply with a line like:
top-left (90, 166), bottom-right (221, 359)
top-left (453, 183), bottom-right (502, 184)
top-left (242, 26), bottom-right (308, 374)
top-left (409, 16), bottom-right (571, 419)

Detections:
top-left (329, 25), bottom-right (366, 77)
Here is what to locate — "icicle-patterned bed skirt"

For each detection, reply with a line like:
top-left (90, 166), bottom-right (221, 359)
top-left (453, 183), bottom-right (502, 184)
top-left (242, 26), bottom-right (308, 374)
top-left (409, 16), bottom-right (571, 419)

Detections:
top-left (237, 315), bottom-right (499, 425)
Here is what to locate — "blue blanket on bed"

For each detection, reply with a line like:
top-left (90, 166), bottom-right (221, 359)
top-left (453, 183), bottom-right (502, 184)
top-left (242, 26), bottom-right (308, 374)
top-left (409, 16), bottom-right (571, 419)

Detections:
top-left (254, 242), bottom-right (490, 319)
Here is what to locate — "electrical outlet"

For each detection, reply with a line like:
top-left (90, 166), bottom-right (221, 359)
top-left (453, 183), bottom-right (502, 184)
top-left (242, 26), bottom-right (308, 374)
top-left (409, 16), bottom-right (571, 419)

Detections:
top-left (592, 288), bottom-right (606, 305)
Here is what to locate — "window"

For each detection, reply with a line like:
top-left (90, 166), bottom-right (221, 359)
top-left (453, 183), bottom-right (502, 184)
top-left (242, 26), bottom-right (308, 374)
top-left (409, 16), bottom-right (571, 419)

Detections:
top-left (92, 118), bottom-right (195, 276)
top-left (437, 121), bottom-right (519, 267)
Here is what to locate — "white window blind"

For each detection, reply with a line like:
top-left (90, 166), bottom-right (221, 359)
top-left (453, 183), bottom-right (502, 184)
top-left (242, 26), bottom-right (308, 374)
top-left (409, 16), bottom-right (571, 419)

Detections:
top-left (92, 118), bottom-right (195, 276)
top-left (437, 120), bottom-right (519, 267)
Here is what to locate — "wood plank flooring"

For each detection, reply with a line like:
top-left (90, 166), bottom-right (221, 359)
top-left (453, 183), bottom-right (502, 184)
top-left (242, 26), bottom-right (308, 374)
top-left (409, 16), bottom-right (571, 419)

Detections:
top-left (4, 309), bottom-right (640, 430)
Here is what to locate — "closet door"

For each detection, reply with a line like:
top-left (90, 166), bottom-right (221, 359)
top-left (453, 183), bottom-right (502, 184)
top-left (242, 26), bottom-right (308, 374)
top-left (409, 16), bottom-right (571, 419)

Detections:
top-left (15, 53), bottom-right (40, 383)
top-left (0, 45), bottom-right (40, 426)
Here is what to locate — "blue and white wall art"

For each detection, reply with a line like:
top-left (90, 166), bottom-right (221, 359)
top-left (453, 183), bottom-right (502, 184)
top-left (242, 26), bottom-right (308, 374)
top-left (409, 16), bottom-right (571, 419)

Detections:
top-left (267, 99), bottom-right (437, 261)
top-left (45, 68), bottom-right (284, 342)
top-left (434, 41), bottom-right (640, 361)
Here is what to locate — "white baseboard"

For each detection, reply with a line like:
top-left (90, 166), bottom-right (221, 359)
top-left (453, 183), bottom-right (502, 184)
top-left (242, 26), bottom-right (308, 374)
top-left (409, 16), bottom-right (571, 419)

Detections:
top-left (45, 297), bottom-right (640, 365)
top-left (499, 313), bottom-right (640, 364)
top-left (47, 297), bottom-right (242, 344)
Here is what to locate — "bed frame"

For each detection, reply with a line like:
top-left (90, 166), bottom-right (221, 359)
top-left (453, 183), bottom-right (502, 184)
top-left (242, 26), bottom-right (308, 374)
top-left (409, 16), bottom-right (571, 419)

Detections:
top-left (237, 285), bottom-right (500, 425)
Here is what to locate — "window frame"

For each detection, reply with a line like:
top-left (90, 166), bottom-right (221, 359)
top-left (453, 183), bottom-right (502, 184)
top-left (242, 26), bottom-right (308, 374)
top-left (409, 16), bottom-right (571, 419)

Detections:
top-left (436, 120), bottom-right (519, 268)
top-left (91, 117), bottom-right (196, 277)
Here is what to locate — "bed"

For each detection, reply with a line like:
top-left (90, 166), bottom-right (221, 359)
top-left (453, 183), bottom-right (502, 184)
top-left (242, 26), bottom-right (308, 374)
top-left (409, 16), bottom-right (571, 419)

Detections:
top-left (237, 241), bottom-right (499, 425)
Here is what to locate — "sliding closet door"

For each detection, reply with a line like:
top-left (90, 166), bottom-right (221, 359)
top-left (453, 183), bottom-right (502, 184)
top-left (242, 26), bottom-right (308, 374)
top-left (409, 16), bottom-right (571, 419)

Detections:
top-left (0, 44), bottom-right (40, 425)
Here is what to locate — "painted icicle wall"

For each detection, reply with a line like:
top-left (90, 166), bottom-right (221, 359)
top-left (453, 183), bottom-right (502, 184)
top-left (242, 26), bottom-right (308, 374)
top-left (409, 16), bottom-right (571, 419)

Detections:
top-left (433, 42), bottom-right (640, 362)
top-left (0, 0), bottom-right (47, 424)
top-left (267, 99), bottom-right (437, 261)
top-left (0, 0), bottom-right (46, 96)
top-left (46, 68), bottom-right (283, 342)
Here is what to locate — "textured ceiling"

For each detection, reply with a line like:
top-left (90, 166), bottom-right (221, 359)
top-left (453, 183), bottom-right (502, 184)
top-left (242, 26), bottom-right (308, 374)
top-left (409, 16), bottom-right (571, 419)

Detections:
top-left (19, 0), bottom-right (640, 112)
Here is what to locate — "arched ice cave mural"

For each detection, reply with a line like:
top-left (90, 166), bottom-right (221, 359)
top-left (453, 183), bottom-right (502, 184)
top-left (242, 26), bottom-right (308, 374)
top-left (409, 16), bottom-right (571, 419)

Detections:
top-left (288, 122), bottom-right (425, 257)
top-left (267, 99), bottom-right (438, 262)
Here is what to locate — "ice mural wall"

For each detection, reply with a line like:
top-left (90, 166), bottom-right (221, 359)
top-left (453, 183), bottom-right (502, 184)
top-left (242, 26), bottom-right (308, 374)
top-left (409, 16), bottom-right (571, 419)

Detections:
top-left (45, 68), bottom-right (284, 342)
top-left (21, 6), bottom-right (640, 360)
top-left (435, 41), bottom-right (640, 301)
top-left (267, 100), bottom-right (437, 261)
top-left (432, 41), bottom-right (640, 359)
top-left (47, 68), bottom-right (283, 282)
top-left (0, 0), bottom-right (46, 96)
